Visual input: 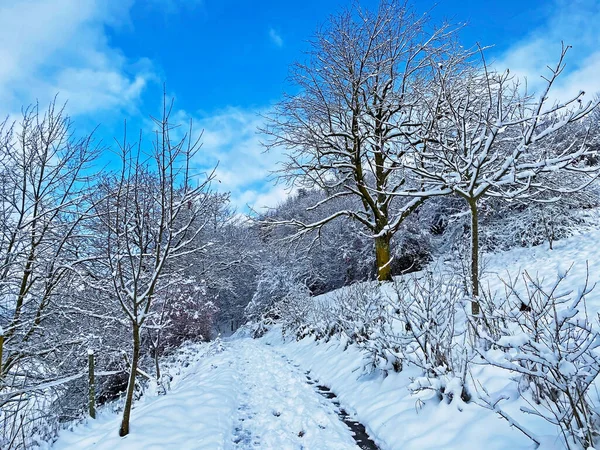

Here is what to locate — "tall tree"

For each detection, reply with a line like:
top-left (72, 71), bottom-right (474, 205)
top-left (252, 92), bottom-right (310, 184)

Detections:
top-left (410, 45), bottom-right (599, 314)
top-left (0, 100), bottom-right (99, 446)
top-left (0, 100), bottom-right (98, 382)
top-left (263, 1), bottom-right (455, 281)
top-left (89, 96), bottom-right (214, 437)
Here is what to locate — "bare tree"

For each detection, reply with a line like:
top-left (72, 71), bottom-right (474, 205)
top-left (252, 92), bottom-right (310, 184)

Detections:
top-left (409, 44), bottom-right (599, 314)
top-left (0, 100), bottom-right (99, 446)
top-left (89, 95), bottom-right (214, 437)
top-left (263, 1), bottom-right (456, 281)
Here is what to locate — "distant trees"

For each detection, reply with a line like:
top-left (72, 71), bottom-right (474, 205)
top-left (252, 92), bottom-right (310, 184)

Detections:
top-left (263, 1), bottom-right (456, 281)
top-left (248, 188), bottom-right (383, 320)
top-left (188, 197), bottom-right (258, 332)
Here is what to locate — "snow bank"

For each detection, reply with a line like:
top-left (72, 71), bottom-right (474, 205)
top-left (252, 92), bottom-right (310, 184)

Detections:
top-left (262, 328), bottom-right (550, 449)
top-left (50, 342), bottom-right (238, 450)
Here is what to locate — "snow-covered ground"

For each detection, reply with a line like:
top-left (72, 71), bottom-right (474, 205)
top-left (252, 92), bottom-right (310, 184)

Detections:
top-left (262, 328), bottom-right (536, 449)
top-left (480, 225), bottom-right (600, 315)
top-left (258, 227), bottom-right (600, 450)
top-left (51, 340), bottom-right (361, 450)
top-left (50, 228), bottom-right (600, 449)
top-left (50, 342), bottom-right (238, 449)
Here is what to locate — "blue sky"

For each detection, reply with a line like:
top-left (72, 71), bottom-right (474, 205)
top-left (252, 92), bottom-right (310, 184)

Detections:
top-left (1, 0), bottom-right (599, 210)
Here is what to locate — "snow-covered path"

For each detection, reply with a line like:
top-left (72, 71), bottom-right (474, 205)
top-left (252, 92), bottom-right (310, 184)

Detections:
top-left (230, 341), bottom-right (359, 449)
top-left (51, 339), bottom-right (362, 450)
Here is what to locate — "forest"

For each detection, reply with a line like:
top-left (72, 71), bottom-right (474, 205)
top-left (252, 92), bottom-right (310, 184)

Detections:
top-left (2, 1), bottom-right (600, 449)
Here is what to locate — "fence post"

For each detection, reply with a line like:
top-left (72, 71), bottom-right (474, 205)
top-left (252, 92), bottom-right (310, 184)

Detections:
top-left (0, 326), bottom-right (4, 379)
top-left (88, 349), bottom-right (96, 419)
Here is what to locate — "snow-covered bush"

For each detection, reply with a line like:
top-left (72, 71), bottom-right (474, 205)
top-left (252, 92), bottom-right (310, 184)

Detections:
top-left (270, 283), bottom-right (314, 340)
top-left (392, 274), bottom-right (465, 374)
top-left (480, 187), bottom-right (600, 253)
top-left (329, 282), bottom-right (395, 371)
top-left (244, 257), bottom-right (312, 323)
top-left (479, 267), bottom-right (600, 449)
top-left (386, 272), bottom-right (471, 403)
top-left (333, 282), bottom-right (384, 344)
top-left (158, 283), bottom-right (219, 350)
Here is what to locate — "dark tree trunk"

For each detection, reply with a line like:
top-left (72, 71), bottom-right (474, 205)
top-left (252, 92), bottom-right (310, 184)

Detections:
top-left (154, 348), bottom-right (161, 380)
top-left (88, 350), bottom-right (96, 419)
top-left (468, 199), bottom-right (480, 315)
top-left (0, 331), bottom-right (4, 379)
top-left (119, 323), bottom-right (140, 437)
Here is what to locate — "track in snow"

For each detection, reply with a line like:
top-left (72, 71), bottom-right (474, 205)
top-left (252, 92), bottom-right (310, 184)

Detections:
top-left (273, 352), bottom-right (379, 450)
top-left (229, 340), bottom-right (362, 449)
top-left (309, 380), bottom-right (379, 450)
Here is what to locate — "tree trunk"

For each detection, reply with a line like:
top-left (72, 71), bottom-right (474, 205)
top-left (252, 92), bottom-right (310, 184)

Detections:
top-left (468, 199), bottom-right (480, 316)
top-left (119, 323), bottom-right (140, 437)
top-left (375, 234), bottom-right (392, 282)
top-left (154, 347), bottom-right (161, 380)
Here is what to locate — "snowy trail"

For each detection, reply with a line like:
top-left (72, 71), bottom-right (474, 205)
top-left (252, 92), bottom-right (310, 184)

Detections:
top-left (230, 340), bottom-right (359, 449)
top-left (52, 339), bottom-right (363, 450)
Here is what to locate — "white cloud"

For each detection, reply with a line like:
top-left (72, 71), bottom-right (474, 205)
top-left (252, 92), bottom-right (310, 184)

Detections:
top-left (237, 186), bottom-right (291, 213)
top-left (175, 107), bottom-right (289, 212)
top-left (269, 28), bottom-right (284, 48)
top-left (494, 0), bottom-right (600, 101)
top-left (0, 0), bottom-right (152, 117)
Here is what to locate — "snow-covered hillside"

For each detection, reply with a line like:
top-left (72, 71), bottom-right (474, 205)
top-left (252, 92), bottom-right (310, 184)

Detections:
top-left (259, 227), bottom-right (600, 450)
top-left (49, 227), bottom-right (600, 449)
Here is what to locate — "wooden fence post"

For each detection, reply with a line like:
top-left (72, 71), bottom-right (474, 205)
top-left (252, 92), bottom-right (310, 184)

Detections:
top-left (0, 327), bottom-right (4, 379)
top-left (88, 349), bottom-right (96, 419)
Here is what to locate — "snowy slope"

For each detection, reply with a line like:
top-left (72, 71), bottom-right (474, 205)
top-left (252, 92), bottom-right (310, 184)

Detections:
top-left (260, 227), bottom-right (600, 450)
top-left (50, 228), bottom-right (600, 449)
top-left (480, 227), bottom-right (600, 314)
